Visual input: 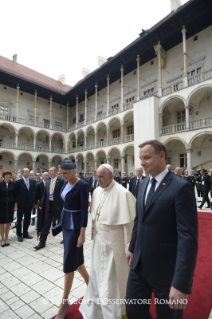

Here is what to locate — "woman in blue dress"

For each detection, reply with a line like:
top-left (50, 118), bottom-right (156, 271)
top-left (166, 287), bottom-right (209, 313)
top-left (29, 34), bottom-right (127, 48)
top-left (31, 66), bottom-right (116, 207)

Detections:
top-left (56, 159), bottom-right (89, 319)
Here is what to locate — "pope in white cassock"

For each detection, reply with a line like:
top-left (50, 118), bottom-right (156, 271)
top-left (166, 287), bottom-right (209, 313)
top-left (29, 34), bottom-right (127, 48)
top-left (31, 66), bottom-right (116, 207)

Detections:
top-left (79, 164), bottom-right (136, 319)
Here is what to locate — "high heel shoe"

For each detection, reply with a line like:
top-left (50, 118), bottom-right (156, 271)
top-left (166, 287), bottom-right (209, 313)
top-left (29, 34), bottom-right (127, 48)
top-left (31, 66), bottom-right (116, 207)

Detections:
top-left (55, 303), bottom-right (70, 319)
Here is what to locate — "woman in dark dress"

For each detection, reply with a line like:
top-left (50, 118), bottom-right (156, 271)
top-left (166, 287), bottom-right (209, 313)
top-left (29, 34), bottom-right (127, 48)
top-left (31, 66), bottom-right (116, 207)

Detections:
top-left (0, 170), bottom-right (17, 247)
top-left (55, 159), bottom-right (89, 319)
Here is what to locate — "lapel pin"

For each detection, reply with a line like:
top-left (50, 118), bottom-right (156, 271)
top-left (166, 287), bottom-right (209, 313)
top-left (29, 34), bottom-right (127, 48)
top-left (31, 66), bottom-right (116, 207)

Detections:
top-left (162, 183), bottom-right (166, 185)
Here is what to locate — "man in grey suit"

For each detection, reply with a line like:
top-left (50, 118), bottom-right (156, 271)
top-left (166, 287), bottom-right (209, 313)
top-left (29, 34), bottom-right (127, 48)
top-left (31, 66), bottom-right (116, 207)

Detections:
top-left (126, 140), bottom-right (198, 319)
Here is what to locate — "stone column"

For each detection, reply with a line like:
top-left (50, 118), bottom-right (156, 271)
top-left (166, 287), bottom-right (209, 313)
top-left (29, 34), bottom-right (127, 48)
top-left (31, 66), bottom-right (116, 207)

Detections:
top-left (107, 75), bottom-right (110, 116)
top-left (159, 113), bottom-right (163, 134)
top-left (106, 156), bottom-right (110, 165)
top-left (49, 137), bottom-right (52, 151)
top-left (76, 96), bottom-right (79, 128)
top-left (121, 155), bottom-right (125, 173)
top-left (182, 26), bottom-right (188, 87)
top-left (63, 139), bottom-right (66, 152)
top-left (84, 133), bottom-right (87, 149)
top-left (84, 156), bottom-right (87, 174)
top-left (136, 55), bottom-right (140, 101)
top-left (84, 90), bottom-right (88, 125)
top-left (15, 132), bottom-right (18, 148)
top-left (34, 90), bottom-right (37, 126)
top-left (76, 136), bottom-right (78, 150)
top-left (49, 96), bottom-right (53, 128)
top-left (95, 83), bottom-right (98, 120)
top-left (16, 84), bottom-right (20, 121)
top-left (120, 65), bottom-right (124, 111)
top-left (94, 157), bottom-right (98, 170)
top-left (14, 160), bottom-right (18, 174)
top-left (106, 127), bottom-right (110, 145)
top-left (121, 123), bottom-right (124, 143)
top-left (34, 136), bottom-right (36, 150)
top-left (157, 42), bottom-right (162, 97)
top-left (187, 150), bottom-right (192, 172)
top-left (95, 130), bottom-right (97, 147)
top-left (67, 102), bottom-right (69, 130)
top-left (185, 106), bottom-right (189, 129)
top-left (48, 161), bottom-right (52, 169)
top-left (32, 160), bottom-right (36, 174)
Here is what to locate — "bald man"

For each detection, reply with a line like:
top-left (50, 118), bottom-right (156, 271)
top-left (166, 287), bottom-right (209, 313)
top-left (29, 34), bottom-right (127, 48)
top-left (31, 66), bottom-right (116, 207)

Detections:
top-left (129, 167), bottom-right (146, 198)
top-left (166, 164), bottom-right (173, 172)
top-left (175, 167), bottom-right (183, 177)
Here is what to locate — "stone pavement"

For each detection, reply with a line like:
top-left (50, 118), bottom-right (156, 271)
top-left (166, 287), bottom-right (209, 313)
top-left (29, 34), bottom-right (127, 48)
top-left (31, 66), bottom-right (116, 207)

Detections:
top-left (0, 215), bottom-right (92, 319)
top-left (0, 207), bottom-right (212, 319)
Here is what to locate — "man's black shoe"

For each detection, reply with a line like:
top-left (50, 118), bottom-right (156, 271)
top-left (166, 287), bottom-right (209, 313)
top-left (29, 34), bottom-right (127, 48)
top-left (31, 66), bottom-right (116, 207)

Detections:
top-left (18, 236), bottom-right (23, 242)
top-left (23, 234), bottom-right (33, 239)
top-left (206, 206), bottom-right (210, 208)
top-left (34, 243), bottom-right (45, 250)
top-left (198, 206), bottom-right (202, 209)
top-left (31, 220), bottom-right (35, 226)
top-left (60, 240), bottom-right (64, 244)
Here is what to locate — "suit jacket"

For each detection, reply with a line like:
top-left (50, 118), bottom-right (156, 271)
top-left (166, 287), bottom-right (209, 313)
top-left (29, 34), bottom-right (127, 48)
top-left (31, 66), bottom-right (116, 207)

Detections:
top-left (40, 177), bottom-right (64, 219)
top-left (129, 176), bottom-right (146, 197)
top-left (0, 181), bottom-right (17, 203)
top-left (121, 176), bottom-right (128, 188)
top-left (199, 174), bottom-right (211, 192)
top-left (35, 181), bottom-right (45, 205)
top-left (60, 179), bottom-right (89, 231)
top-left (16, 178), bottom-right (37, 208)
top-left (88, 176), bottom-right (97, 192)
top-left (129, 171), bottom-right (198, 294)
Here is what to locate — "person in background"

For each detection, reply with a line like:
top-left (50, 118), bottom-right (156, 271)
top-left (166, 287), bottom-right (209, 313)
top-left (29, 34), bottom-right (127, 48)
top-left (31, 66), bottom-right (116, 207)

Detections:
top-left (175, 167), bottom-right (182, 177)
top-left (114, 172), bottom-right (121, 184)
top-left (55, 159), bottom-right (89, 319)
top-left (16, 168), bottom-right (36, 242)
top-left (0, 170), bottom-right (17, 247)
top-left (129, 167), bottom-right (146, 198)
top-left (166, 164), bottom-right (173, 172)
top-left (198, 169), bottom-right (211, 209)
top-left (121, 172), bottom-right (128, 188)
top-left (88, 171), bottom-right (98, 197)
top-left (78, 171), bottom-right (86, 181)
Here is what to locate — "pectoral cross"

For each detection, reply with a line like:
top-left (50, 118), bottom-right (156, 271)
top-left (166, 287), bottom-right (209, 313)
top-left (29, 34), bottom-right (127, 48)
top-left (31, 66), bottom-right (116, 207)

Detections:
top-left (96, 210), bottom-right (101, 221)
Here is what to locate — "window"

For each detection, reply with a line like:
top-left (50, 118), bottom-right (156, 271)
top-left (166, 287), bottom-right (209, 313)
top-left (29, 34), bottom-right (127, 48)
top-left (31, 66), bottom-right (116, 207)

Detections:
top-left (97, 111), bottom-right (102, 115)
top-left (125, 154), bottom-right (127, 164)
top-left (113, 129), bottom-right (120, 138)
top-left (72, 142), bottom-right (76, 148)
top-left (55, 121), bottom-right (62, 128)
top-left (127, 125), bottom-right (134, 135)
top-left (111, 104), bottom-right (119, 109)
top-left (197, 67), bottom-right (202, 74)
top-left (73, 117), bottom-right (76, 124)
top-left (44, 119), bottom-right (50, 128)
top-left (144, 87), bottom-right (154, 96)
top-left (0, 155), bottom-right (3, 160)
top-left (114, 159), bottom-right (119, 169)
top-left (177, 109), bottom-right (191, 123)
top-left (191, 70), bottom-right (196, 76)
top-left (193, 35), bottom-right (198, 41)
top-left (179, 153), bottom-right (187, 167)
top-left (0, 106), bottom-right (9, 115)
top-left (29, 115), bottom-right (38, 122)
top-left (79, 114), bottom-right (84, 122)
top-left (150, 60), bottom-right (154, 65)
top-left (133, 70), bottom-right (136, 75)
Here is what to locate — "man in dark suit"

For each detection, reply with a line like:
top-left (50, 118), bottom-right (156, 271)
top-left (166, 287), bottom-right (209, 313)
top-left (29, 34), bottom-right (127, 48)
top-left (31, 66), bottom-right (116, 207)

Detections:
top-left (34, 167), bottom-right (64, 250)
top-left (129, 167), bottom-right (146, 198)
top-left (121, 172), bottom-right (128, 188)
top-left (126, 140), bottom-right (198, 319)
top-left (88, 171), bottom-right (98, 197)
top-left (198, 169), bottom-right (211, 209)
top-left (34, 172), bottom-right (49, 234)
top-left (16, 168), bottom-right (37, 242)
top-left (114, 172), bottom-right (121, 184)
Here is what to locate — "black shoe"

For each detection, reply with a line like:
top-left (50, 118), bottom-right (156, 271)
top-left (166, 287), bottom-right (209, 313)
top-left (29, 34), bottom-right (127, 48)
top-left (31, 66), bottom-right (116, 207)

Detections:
top-left (206, 206), bottom-right (210, 208)
top-left (18, 236), bottom-right (23, 242)
top-left (31, 220), bottom-right (35, 226)
top-left (60, 240), bottom-right (64, 244)
top-left (198, 206), bottom-right (202, 209)
top-left (23, 234), bottom-right (33, 239)
top-left (34, 243), bottom-right (45, 250)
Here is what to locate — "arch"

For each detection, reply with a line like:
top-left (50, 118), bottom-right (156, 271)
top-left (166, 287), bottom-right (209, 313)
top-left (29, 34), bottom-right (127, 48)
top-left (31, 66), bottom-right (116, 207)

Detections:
top-left (188, 131), bottom-right (212, 148)
top-left (35, 129), bottom-right (51, 138)
top-left (122, 144), bottom-right (135, 154)
top-left (122, 110), bottom-right (134, 122)
top-left (96, 121), bottom-right (107, 131)
top-left (160, 96), bottom-right (186, 114)
top-left (0, 123), bottom-right (16, 135)
top-left (51, 132), bottom-right (65, 141)
top-left (76, 129), bottom-right (85, 138)
top-left (18, 126), bottom-right (35, 136)
top-left (35, 153), bottom-right (50, 161)
top-left (85, 151), bottom-right (94, 158)
top-left (108, 116), bottom-right (121, 127)
top-left (69, 154), bottom-right (76, 161)
top-left (76, 153), bottom-right (84, 161)
top-left (85, 125), bottom-right (95, 135)
top-left (17, 152), bottom-right (33, 160)
top-left (164, 137), bottom-right (188, 150)
top-left (69, 132), bottom-right (76, 139)
top-left (96, 149), bottom-right (107, 157)
top-left (0, 150), bottom-right (15, 158)
top-left (187, 84), bottom-right (212, 106)
top-left (108, 147), bottom-right (121, 156)
top-left (51, 154), bottom-right (63, 161)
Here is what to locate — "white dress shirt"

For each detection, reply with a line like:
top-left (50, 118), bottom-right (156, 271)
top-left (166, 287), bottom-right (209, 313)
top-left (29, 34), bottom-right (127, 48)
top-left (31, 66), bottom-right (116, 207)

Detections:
top-left (145, 168), bottom-right (169, 204)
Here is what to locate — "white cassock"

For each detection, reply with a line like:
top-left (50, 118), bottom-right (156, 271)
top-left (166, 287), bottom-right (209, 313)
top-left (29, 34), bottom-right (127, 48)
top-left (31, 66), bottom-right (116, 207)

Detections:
top-left (79, 180), bottom-right (136, 319)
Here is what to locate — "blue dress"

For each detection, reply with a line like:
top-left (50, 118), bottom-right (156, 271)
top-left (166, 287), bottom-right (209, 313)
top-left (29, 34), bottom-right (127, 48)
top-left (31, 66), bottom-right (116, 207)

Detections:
top-left (60, 179), bottom-right (89, 273)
